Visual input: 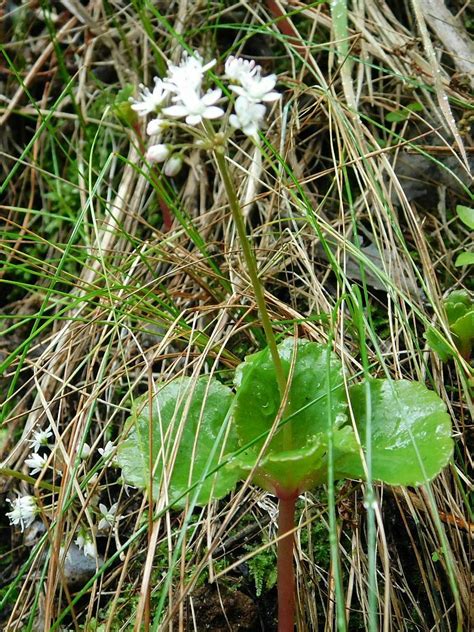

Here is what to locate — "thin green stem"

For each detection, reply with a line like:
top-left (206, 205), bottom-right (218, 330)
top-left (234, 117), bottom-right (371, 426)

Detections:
top-left (351, 289), bottom-right (378, 631)
top-left (0, 468), bottom-right (59, 492)
top-left (213, 147), bottom-right (289, 429)
top-left (326, 332), bottom-right (347, 631)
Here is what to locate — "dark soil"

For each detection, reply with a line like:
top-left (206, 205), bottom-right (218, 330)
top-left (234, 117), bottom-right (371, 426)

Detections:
top-left (179, 583), bottom-right (276, 631)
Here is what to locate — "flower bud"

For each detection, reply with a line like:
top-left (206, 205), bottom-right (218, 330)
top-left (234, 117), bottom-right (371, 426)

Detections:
top-left (146, 118), bottom-right (166, 136)
top-left (163, 155), bottom-right (183, 177)
top-left (146, 143), bottom-right (171, 163)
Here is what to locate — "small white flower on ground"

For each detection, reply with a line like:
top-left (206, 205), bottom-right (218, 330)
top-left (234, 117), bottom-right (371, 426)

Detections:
top-left (98, 440), bottom-right (116, 464)
top-left (77, 443), bottom-right (91, 459)
top-left (98, 502), bottom-right (118, 531)
top-left (75, 528), bottom-right (97, 559)
top-left (163, 88), bottom-right (224, 126)
top-left (146, 143), bottom-right (171, 163)
top-left (87, 472), bottom-right (99, 487)
top-left (25, 452), bottom-right (47, 476)
top-left (146, 118), bottom-right (166, 136)
top-left (229, 96), bottom-right (266, 138)
top-left (230, 71), bottom-right (280, 103)
top-left (130, 77), bottom-right (169, 116)
top-left (225, 56), bottom-right (258, 84)
top-left (29, 425), bottom-right (53, 453)
top-left (165, 52), bottom-right (216, 94)
top-left (163, 155), bottom-right (183, 177)
top-left (6, 495), bottom-right (38, 531)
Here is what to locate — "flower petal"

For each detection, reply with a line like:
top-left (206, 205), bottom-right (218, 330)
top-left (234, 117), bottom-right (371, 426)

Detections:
top-left (229, 114), bottom-right (239, 128)
top-left (202, 88), bottom-right (222, 106)
top-left (261, 91), bottom-right (281, 102)
top-left (185, 114), bottom-right (203, 125)
top-left (162, 104), bottom-right (189, 118)
top-left (230, 85), bottom-right (246, 97)
top-left (202, 106), bottom-right (225, 119)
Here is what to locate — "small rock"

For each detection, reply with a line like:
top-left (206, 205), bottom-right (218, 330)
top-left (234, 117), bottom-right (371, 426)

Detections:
top-left (61, 544), bottom-right (104, 589)
top-left (23, 520), bottom-right (46, 547)
top-left (391, 151), bottom-right (473, 206)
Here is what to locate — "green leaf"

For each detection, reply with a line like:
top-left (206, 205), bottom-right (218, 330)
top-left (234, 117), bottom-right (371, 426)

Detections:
top-left (445, 290), bottom-right (474, 359)
top-left (117, 376), bottom-right (241, 508)
top-left (425, 291), bottom-right (473, 361)
top-left (451, 311), bottom-right (474, 342)
top-left (454, 252), bottom-right (474, 267)
top-left (456, 205), bottom-right (474, 230)
top-left (425, 327), bottom-right (454, 362)
top-left (451, 311), bottom-right (474, 359)
top-left (113, 84), bottom-right (137, 126)
top-left (386, 102), bottom-right (423, 122)
top-left (445, 290), bottom-right (472, 324)
top-left (233, 338), bottom-right (347, 495)
top-left (344, 380), bottom-right (453, 486)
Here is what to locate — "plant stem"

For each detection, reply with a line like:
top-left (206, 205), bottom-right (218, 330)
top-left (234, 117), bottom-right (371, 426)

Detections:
top-left (214, 143), bottom-right (296, 631)
top-left (212, 149), bottom-right (287, 401)
top-left (277, 495), bottom-right (296, 631)
top-left (0, 467), bottom-right (58, 492)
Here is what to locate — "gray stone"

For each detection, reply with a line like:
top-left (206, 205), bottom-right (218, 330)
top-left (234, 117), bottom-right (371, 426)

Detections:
top-left (61, 544), bottom-right (104, 589)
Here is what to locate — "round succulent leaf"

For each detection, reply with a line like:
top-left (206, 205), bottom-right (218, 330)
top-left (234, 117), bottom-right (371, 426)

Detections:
top-left (232, 438), bottom-right (328, 496)
top-left (445, 290), bottom-right (472, 324)
top-left (345, 379), bottom-right (453, 486)
top-left (233, 338), bottom-right (347, 494)
top-left (425, 327), bottom-right (454, 362)
top-left (456, 205), bottom-right (474, 230)
top-left (117, 376), bottom-right (241, 508)
top-left (450, 310), bottom-right (473, 359)
top-left (454, 252), bottom-right (474, 267)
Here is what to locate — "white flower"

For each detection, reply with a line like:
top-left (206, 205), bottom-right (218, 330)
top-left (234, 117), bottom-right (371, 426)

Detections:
top-left (98, 502), bottom-right (118, 531)
top-left (230, 71), bottom-right (280, 103)
top-left (75, 528), bottom-right (97, 559)
top-left (77, 443), bottom-right (91, 459)
top-left (98, 441), bottom-right (118, 468)
top-left (229, 96), bottom-right (266, 138)
top-left (165, 52), bottom-right (216, 94)
top-left (98, 441), bottom-right (115, 461)
top-left (146, 143), bottom-right (171, 163)
top-left (163, 155), bottom-right (183, 177)
top-left (130, 77), bottom-right (169, 116)
top-left (29, 425), bottom-right (53, 453)
top-left (146, 118), bottom-right (166, 136)
top-left (25, 452), bottom-right (47, 476)
top-left (163, 87), bottom-right (224, 126)
top-left (6, 495), bottom-right (38, 531)
top-left (87, 473), bottom-right (99, 486)
top-left (225, 56), bottom-right (258, 84)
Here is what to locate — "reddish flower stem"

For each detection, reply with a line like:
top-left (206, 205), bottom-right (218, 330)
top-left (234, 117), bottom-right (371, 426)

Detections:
top-left (264, 0), bottom-right (307, 55)
top-left (277, 494), bottom-right (297, 632)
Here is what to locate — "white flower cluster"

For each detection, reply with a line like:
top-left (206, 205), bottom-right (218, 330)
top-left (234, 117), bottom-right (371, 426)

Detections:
top-left (25, 451), bottom-right (48, 475)
top-left (6, 429), bottom-right (121, 561)
top-left (225, 56), bottom-right (280, 137)
top-left (6, 495), bottom-right (38, 531)
top-left (130, 51), bottom-right (280, 174)
top-left (98, 440), bottom-right (118, 466)
top-left (98, 501), bottom-right (118, 531)
top-left (75, 526), bottom-right (97, 559)
top-left (24, 424), bottom-right (54, 476)
top-left (74, 502), bottom-right (119, 559)
top-left (29, 425), bottom-right (53, 452)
